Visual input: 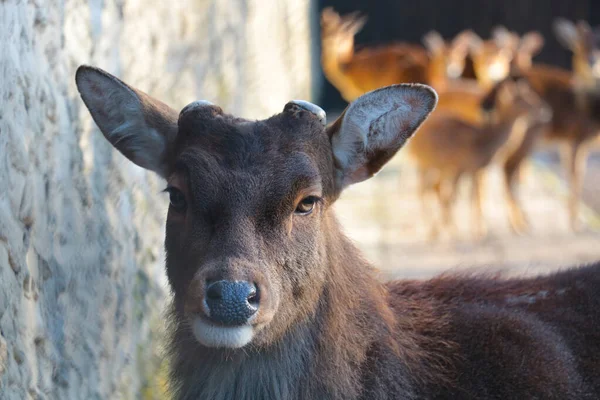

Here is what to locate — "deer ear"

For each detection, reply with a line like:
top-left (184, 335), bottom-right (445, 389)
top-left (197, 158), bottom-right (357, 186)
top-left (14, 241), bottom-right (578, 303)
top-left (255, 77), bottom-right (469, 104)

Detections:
top-left (75, 65), bottom-right (179, 178)
top-left (493, 26), bottom-right (520, 53)
top-left (451, 30), bottom-right (477, 56)
top-left (422, 31), bottom-right (445, 55)
top-left (554, 19), bottom-right (580, 52)
top-left (341, 13), bottom-right (367, 34)
top-left (519, 31), bottom-right (545, 56)
top-left (467, 32), bottom-right (484, 54)
top-left (328, 84), bottom-right (437, 189)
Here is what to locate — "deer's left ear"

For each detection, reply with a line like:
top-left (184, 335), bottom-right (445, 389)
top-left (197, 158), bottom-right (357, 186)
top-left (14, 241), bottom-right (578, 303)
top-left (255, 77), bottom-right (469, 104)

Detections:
top-left (327, 84), bottom-right (437, 190)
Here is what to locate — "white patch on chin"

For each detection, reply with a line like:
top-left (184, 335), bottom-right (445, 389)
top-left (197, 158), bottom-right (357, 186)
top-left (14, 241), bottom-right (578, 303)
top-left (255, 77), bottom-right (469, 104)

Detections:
top-left (191, 317), bottom-right (254, 348)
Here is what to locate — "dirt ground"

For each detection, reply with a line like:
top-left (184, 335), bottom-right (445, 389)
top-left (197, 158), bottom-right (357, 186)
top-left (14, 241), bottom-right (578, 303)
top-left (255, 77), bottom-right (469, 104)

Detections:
top-left (334, 149), bottom-right (600, 281)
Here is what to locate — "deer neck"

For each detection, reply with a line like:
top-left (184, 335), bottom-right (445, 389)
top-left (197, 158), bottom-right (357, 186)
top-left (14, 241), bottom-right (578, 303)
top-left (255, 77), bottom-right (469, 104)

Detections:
top-left (321, 41), bottom-right (362, 101)
top-left (572, 52), bottom-right (595, 87)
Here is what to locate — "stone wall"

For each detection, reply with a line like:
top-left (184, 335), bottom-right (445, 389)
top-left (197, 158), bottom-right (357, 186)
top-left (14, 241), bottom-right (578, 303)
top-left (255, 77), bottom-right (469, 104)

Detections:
top-left (0, 0), bottom-right (315, 398)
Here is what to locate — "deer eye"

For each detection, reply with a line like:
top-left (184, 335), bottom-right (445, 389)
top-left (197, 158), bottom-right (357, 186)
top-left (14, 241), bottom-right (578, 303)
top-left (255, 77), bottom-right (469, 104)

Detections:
top-left (295, 196), bottom-right (320, 215)
top-left (165, 187), bottom-right (187, 212)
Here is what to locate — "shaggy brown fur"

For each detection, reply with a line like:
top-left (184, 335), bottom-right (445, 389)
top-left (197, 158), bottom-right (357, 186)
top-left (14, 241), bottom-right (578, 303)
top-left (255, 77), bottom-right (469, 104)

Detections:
top-left (75, 65), bottom-right (600, 400)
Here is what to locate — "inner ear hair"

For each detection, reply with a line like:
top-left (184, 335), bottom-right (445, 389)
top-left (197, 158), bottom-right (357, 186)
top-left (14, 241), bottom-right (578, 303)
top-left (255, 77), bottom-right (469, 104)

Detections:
top-left (75, 65), bottom-right (179, 177)
top-left (328, 84), bottom-right (437, 189)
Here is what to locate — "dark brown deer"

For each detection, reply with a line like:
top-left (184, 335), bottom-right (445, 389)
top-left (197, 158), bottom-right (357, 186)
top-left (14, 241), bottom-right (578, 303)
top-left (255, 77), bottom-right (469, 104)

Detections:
top-left (76, 65), bottom-right (600, 400)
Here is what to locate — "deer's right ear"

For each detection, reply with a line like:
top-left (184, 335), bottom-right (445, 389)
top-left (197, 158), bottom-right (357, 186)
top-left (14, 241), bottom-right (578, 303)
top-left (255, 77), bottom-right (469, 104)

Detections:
top-left (422, 31), bottom-right (445, 55)
top-left (327, 84), bottom-right (437, 190)
top-left (554, 19), bottom-right (581, 52)
top-left (75, 65), bottom-right (179, 178)
top-left (519, 31), bottom-right (545, 56)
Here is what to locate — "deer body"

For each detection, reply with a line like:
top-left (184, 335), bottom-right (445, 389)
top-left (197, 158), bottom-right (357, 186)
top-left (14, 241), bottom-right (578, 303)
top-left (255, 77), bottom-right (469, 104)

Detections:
top-left (407, 78), bottom-right (551, 238)
top-left (321, 42), bottom-right (430, 101)
top-left (76, 65), bottom-right (600, 400)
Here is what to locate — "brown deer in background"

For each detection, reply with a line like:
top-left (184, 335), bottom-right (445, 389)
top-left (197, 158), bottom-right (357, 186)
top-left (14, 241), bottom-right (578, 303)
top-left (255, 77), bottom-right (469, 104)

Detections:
top-left (406, 29), bottom-right (526, 238)
top-left (320, 7), bottom-right (475, 99)
top-left (407, 77), bottom-right (551, 239)
top-left (473, 27), bottom-right (519, 88)
top-left (495, 20), bottom-right (600, 231)
top-left (422, 27), bottom-right (520, 125)
top-left (488, 29), bottom-right (547, 234)
top-left (459, 26), bottom-right (518, 89)
top-left (76, 65), bottom-right (600, 400)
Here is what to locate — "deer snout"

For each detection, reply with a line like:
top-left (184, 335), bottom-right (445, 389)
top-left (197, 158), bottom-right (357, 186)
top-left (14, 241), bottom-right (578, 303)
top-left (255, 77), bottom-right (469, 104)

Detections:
top-left (184, 267), bottom-right (277, 348)
top-left (204, 280), bottom-right (259, 326)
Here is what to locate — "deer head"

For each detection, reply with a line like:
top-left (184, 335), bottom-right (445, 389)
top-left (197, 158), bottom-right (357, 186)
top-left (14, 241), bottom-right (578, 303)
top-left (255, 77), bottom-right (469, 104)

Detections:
top-left (469, 26), bottom-right (519, 88)
top-left (422, 30), bottom-right (477, 81)
top-left (554, 19), bottom-right (600, 83)
top-left (75, 65), bottom-right (437, 349)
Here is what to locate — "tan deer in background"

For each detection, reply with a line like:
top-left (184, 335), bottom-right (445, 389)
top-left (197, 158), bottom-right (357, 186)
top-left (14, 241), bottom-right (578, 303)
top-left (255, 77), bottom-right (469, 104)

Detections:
top-left (320, 8), bottom-right (475, 99)
top-left (407, 77), bottom-right (551, 240)
top-left (458, 26), bottom-right (518, 89)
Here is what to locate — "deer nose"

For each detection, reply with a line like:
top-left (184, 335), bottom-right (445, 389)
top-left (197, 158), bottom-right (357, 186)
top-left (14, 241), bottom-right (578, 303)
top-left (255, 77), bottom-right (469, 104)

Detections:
top-left (204, 280), bottom-right (259, 326)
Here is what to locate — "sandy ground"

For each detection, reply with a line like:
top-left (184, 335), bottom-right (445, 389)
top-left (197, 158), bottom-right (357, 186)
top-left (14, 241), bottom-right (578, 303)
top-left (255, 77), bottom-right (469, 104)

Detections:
top-left (333, 150), bottom-right (600, 281)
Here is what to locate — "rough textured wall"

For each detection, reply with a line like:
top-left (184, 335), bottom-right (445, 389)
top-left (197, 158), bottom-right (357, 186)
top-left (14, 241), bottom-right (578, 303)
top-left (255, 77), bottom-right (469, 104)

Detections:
top-left (0, 0), bottom-right (314, 398)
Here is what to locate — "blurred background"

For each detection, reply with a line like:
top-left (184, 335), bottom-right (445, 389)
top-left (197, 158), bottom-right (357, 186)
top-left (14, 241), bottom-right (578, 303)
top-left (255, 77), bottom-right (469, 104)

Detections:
top-left (1, 0), bottom-right (599, 398)
top-left (320, 0), bottom-right (600, 277)
top-left (324, 0), bottom-right (600, 276)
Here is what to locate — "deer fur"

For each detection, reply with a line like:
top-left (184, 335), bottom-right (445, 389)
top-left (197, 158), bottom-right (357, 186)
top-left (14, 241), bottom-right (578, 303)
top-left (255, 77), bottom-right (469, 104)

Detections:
top-left (76, 65), bottom-right (600, 400)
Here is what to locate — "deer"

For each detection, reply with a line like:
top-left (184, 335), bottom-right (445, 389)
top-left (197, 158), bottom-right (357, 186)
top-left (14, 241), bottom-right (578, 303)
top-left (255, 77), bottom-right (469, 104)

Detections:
top-left (464, 26), bottom-right (520, 90)
top-left (479, 29), bottom-right (547, 234)
top-left (431, 27), bottom-right (520, 124)
top-left (320, 7), bottom-right (475, 100)
top-left (403, 31), bottom-right (528, 238)
top-left (422, 26), bottom-right (522, 124)
top-left (491, 20), bottom-right (600, 232)
top-left (76, 65), bottom-right (600, 400)
top-left (406, 76), bottom-right (551, 240)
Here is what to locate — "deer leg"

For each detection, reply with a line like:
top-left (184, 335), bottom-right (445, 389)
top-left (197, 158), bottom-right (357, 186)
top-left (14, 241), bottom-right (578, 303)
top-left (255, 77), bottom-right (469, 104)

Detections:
top-left (503, 122), bottom-right (544, 234)
top-left (439, 173), bottom-right (459, 240)
top-left (503, 158), bottom-right (529, 235)
top-left (418, 169), bottom-right (439, 241)
top-left (561, 141), bottom-right (588, 232)
top-left (471, 171), bottom-right (487, 240)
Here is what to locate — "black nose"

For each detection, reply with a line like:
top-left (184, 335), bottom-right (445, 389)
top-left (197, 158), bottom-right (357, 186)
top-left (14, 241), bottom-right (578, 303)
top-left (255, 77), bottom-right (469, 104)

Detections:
top-left (204, 280), bottom-right (259, 326)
